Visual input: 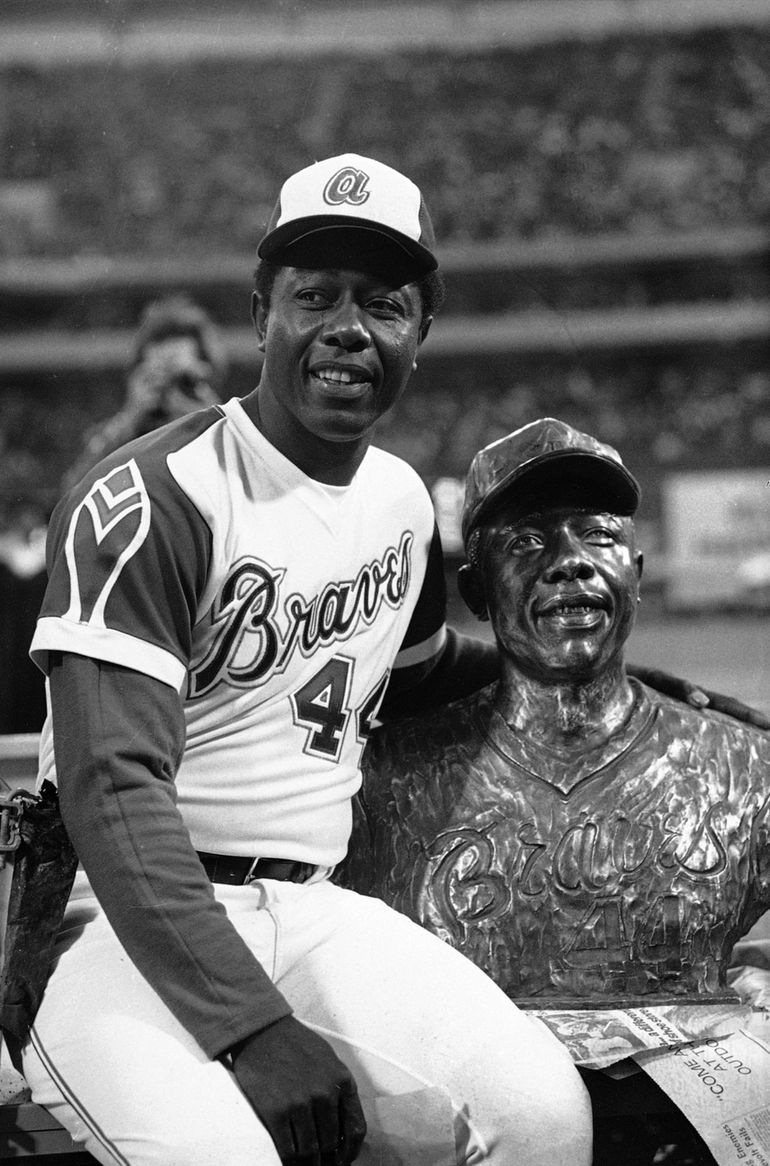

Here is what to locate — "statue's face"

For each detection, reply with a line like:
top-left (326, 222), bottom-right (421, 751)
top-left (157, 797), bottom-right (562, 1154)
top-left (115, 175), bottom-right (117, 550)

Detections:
top-left (480, 500), bottom-right (642, 683)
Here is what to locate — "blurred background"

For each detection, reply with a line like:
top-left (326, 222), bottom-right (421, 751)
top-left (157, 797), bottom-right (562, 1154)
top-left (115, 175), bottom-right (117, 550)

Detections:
top-left (0, 0), bottom-right (768, 728)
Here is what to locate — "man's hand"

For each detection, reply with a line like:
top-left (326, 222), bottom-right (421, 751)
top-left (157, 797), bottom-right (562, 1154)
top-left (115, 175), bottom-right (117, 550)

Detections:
top-left (630, 664), bottom-right (770, 730)
top-left (126, 348), bottom-right (219, 418)
top-left (230, 1014), bottom-right (366, 1165)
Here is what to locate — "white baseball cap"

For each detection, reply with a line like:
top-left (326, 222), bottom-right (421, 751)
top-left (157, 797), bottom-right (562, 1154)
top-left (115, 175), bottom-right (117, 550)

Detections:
top-left (258, 153), bottom-right (438, 277)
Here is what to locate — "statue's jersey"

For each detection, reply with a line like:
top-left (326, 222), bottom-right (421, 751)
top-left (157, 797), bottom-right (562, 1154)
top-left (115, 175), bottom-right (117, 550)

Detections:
top-left (351, 681), bottom-right (770, 1004)
top-left (32, 397), bottom-right (447, 866)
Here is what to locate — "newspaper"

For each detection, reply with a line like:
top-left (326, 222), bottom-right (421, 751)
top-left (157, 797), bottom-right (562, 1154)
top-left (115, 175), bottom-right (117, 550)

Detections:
top-left (527, 1000), bottom-right (751, 1070)
top-left (636, 1024), bottom-right (770, 1166)
top-left (527, 989), bottom-right (770, 1166)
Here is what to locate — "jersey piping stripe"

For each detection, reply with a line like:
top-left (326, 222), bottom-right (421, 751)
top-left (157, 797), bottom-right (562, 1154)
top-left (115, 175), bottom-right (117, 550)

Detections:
top-left (30, 616), bottom-right (187, 690)
top-left (28, 1024), bottom-right (132, 1166)
top-left (392, 623), bottom-right (447, 671)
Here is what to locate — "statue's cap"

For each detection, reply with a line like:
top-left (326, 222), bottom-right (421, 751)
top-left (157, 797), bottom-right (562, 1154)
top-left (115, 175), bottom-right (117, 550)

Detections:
top-left (462, 417), bottom-right (641, 547)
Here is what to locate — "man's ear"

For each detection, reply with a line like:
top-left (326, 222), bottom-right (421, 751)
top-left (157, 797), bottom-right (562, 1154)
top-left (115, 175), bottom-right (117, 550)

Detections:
top-left (636, 551), bottom-right (644, 582)
top-left (418, 314), bottom-right (433, 347)
top-left (457, 563), bottom-right (489, 622)
top-left (251, 291), bottom-right (267, 351)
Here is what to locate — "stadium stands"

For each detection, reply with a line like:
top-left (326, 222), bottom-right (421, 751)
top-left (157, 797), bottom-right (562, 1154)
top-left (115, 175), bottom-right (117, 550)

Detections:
top-left (2, 31), bottom-right (770, 257)
top-left (0, 2), bottom-right (768, 576)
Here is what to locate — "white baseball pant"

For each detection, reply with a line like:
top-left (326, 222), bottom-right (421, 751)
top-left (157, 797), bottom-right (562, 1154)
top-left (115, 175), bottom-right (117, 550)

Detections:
top-left (22, 871), bottom-right (591, 1166)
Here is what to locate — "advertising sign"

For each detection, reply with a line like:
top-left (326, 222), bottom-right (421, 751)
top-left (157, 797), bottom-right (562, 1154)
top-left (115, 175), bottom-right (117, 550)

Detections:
top-left (663, 470), bottom-right (770, 608)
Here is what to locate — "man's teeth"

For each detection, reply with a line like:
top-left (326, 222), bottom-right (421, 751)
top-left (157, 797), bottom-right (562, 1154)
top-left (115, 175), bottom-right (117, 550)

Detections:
top-left (314, 368), bottom-right (364, 385)
top-left (550, 603), bottom-right (598, 614)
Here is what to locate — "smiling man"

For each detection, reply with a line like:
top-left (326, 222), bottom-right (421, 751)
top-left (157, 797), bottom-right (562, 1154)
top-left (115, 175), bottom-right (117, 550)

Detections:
top-left (21, 161), bottom-right (592, 1166)
top-left (349, 418), bottom-right (770, 1009)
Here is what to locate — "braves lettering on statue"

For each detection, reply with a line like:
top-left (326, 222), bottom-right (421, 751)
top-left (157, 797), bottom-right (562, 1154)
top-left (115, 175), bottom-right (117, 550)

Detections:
top-left (346, 681), bottom-right (770, 1007)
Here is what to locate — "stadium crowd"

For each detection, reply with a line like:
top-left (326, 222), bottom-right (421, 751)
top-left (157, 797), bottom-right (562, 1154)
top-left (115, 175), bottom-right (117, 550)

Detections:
top-left (1, 30), bottom-right (769, 256)
top-left (0, 22), bottom-right (768, 622)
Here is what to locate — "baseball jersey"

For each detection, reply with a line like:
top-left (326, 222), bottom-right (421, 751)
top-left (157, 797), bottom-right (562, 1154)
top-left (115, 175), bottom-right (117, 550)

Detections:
top-left (32, 396), bottom-right (447, 867)
top-left (348, 680), bottom-right (770, 1006)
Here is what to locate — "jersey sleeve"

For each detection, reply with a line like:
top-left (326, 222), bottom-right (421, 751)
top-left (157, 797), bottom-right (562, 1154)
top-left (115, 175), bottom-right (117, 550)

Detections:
top-left (382, 521), bottom-right (500, 717)
top-left (50, 652), bottom-right (292, 1055)
top-left (32, 443), bottom-right (211, 689)
top-left (387, 521), bottom-right (448, 685)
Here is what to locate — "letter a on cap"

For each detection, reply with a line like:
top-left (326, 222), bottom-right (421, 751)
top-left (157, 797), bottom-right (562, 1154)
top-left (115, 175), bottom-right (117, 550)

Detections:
top-left (324, 166), bottom-right (370, 206)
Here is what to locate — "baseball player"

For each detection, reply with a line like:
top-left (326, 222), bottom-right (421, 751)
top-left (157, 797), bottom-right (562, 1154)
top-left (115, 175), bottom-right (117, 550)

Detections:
top-left (22, 158), bottom-right (593, 1166)
top-left (348, 418), bottom-right (770, 1008)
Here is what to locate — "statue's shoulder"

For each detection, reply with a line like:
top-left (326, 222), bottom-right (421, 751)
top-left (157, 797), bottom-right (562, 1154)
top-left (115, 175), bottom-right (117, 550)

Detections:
top-left (641, 682), bottom-right (770, 762)
top-left (369, 682), bottom-right (497, 769)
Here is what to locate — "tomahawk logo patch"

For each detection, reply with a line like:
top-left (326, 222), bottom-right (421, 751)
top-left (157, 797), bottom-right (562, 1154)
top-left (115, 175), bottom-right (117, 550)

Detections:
top-left (64, 460), bottom-right (151, 625)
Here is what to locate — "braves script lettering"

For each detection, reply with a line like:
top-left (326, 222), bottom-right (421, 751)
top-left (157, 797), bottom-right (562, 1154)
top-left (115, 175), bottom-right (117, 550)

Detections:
top-left (418, 808), bottom-right (734, 994)
top-left (424, 805), bottom-right (730, 930)
top-left (190, 532), bottom-right (413, 697)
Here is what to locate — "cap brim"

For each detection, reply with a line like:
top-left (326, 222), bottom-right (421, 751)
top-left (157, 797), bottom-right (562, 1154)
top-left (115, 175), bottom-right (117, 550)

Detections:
top-left (469, 449), bottom-right (641, 536)
top-left (258, 216), bottom-right (438, 280)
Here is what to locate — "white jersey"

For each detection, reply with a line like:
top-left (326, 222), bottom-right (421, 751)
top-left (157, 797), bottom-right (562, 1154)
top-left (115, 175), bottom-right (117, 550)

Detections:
top-left (32, 397), bottom-right (446, 865)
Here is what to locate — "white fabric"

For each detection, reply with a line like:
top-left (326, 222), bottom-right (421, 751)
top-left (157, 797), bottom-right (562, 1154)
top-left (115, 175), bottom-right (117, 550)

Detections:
top-left (32, 399), bottom-right (439, 866)
top-left (23, 871), bottom-right (591, 1166)
top-left (276, 154), bottom-right (423, 240)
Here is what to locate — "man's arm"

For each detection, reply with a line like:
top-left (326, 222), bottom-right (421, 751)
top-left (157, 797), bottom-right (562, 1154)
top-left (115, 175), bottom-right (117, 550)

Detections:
top-left (50, 651), bottom-right (287, 1051)
top-left (384, 633), bottom-right (770, 729)
top-left (381, 628), bottom-right (498, 720)
top-left (50, 651), bottom-right (365, 1163)
top-left (627, 663), bottom-right (770, 730)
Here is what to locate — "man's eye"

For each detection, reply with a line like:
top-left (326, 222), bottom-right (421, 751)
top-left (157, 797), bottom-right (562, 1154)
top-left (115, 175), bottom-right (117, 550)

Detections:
top-left (296, 289), bottom-right (329, 306)
top-left (585, 527), bottom-right (617, 544)
top-left (367, 297), bottom-right (403, 316)
top-left (508, 533), bottom-right (543, 551)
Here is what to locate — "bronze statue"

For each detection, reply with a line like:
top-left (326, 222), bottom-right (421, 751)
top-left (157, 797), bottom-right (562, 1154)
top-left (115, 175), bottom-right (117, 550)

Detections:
top-left (344, 418), bottom-right (770, 1008)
